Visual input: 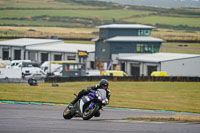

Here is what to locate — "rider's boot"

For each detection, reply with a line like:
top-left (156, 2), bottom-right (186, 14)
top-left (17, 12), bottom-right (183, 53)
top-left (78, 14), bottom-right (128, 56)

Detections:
top-left (70, 97), bottom-right (79, 105)
top-left (68, 97), bottom-right (78, 108)
top-left (70, 89), bottom-right (88, 106)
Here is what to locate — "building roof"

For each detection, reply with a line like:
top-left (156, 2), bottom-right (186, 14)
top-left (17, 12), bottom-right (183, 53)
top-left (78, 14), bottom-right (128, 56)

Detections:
top-left (0, 38), bottom-right (63, 47)
top-left (97, 24), bottom-right (155, 29)
top-left (105, 36), bottom-right (164, 42)
top-left (118, 53), bottom-right (200, 63)
top-left (26, 43), bottom-right (95, 53)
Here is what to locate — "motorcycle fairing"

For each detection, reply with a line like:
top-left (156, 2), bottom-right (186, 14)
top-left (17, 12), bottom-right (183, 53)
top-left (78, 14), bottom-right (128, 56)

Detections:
top-left (79, 99), bottom-right (84, 114)
top-left (77, 89), bottom-right (108, 116)
top-left (82, 95), bottom-right (93, 103)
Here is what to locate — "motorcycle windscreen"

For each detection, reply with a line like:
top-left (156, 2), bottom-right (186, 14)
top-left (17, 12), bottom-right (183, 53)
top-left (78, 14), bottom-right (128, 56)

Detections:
top-left (97, 89), bottom-right (107, 100)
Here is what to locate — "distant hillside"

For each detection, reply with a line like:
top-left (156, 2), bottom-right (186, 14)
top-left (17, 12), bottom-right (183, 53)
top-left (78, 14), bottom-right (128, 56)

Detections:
top-left (0, 0), bottom-right (200, 42)
top-left (0, 0), bottom-right (199, 30)
top-left (98, 0), bottom-right (200, 8)
top-left (0, 0), bottom-right (120, 9)
top-left (0, 0), bottom-right (200, 41)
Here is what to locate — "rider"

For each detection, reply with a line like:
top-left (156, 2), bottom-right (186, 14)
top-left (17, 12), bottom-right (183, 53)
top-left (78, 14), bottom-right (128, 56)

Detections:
top-left (70, 79), bottom-right (111, 106)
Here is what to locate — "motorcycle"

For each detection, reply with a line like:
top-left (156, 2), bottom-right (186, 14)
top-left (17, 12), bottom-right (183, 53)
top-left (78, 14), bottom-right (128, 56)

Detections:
top-left (63, 89), bottom-right (109, 120)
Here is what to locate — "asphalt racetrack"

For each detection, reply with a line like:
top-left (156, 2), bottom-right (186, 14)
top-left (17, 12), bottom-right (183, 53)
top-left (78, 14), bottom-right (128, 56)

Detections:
top-left (0, 103), bottom-right (199, 133)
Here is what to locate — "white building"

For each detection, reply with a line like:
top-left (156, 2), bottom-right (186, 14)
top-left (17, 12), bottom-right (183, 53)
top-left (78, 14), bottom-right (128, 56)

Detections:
top-left (118, 53), bottom-right (200, 77)
top-left (1, 38), bottom-right (200, 77)
top-left (0, 38), bottom-right (95, 69)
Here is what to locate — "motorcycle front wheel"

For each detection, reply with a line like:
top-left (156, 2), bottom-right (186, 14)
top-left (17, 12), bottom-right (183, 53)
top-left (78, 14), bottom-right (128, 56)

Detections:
top-left (82, 102), bottom-right (100, 120)
top-left (63, 106), bottom-right (74, 119)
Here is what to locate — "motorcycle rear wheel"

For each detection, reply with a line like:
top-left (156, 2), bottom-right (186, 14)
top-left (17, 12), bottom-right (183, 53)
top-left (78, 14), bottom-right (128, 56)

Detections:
top-left (63, 106), bottom-right (74, 119)
top-left (82, 103), bottom-right (100, 120)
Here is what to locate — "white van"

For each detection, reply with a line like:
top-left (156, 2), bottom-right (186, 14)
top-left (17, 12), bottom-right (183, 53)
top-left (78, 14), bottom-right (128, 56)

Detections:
top-left (0, 68), bottom-right (22, 79)
top-left (6, 60), bottom-right (31, 69)
top-left (41, 61), bottom-right (62, 74)
top-left (53, 66), bottom-right (63, 77)
top-left (41, 61), bottom-right (77, 74)
top-left (22, 67), bottom-right (46, 78)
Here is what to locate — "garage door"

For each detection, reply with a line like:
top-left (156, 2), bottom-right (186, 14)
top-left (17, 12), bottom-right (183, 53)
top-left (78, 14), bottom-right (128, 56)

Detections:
top-left (147, 66), bottom-right (157, 76)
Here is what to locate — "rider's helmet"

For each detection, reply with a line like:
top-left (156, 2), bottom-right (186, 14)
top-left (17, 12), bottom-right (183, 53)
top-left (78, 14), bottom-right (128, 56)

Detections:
top-left (99, 79), bottom-right (109, 88)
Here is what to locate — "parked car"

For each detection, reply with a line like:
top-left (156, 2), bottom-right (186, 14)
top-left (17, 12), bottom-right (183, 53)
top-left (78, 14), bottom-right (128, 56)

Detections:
top-left (101, 70), bottom-right (128, 77)
top-left (25, 73), bottom-right (46, 80)
top-left (151, 71), bottom-right (168, 77)
top-left (22, 67), bottom-right (46, 77)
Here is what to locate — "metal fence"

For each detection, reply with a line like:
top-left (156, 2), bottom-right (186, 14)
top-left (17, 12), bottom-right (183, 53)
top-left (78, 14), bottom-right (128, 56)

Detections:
top-left (45, 76), bottom-right (200, 82)
top-left (0, 78), bottom-right (44, 83)
top-left (1, 77), bottom-right (199, 83)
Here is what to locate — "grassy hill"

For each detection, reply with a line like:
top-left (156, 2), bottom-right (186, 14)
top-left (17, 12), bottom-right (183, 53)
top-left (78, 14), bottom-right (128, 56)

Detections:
top-left (0, 0), bottom-right (200, 44)
top-left (0, 0), bottom-right (199, 28)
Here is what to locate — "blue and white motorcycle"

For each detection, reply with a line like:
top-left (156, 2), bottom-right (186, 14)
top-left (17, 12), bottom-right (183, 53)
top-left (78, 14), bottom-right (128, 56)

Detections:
top-left (63, 89), bottom-right (109, 120)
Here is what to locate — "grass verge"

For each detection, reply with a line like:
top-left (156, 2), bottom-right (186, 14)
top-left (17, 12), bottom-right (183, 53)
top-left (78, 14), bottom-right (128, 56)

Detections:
top-left (0, 81), bottom-right (200, 113)
top-left (124, 114), bottom-right (200, 123)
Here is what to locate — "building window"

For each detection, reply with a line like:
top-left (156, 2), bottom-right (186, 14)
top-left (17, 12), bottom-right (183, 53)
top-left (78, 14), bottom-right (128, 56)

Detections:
top-left (152, 46), bottom-right (160, 53)
top-left (144, 30), bottom-right (151, 36)
top-left (90, 61), bottom-right (95, 69)
top-left (2, 48), bottom-right (9, 60)
top-left (14, 49), bottom-right (21, 60)
top-left (131, 65), bottom-right (140, 77)
top-left (144, 44), bottom-right (152, 53)
top-left (136, 44), bottom-right (143, 53)
top-left (54, 54), bottom-right (62, 61)
top-left (138, 30), bottom-right (151, 36)
top-left (137, 44), bottom-right (157, 53)
top-left (29, 51), bottom-right (36, 61)
top-left (121, 62), bottom-right (125, 72)
top-left (67, 55), bottom-right (76, 60)
top-left (41, 53), bottom-right (48, 64)
top-left (147, 65), bottom-right (157, 76)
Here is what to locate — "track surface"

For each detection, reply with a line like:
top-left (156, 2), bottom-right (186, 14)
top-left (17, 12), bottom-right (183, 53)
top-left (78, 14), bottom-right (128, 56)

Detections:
top-left (0, 104), bottom-right (199, 133)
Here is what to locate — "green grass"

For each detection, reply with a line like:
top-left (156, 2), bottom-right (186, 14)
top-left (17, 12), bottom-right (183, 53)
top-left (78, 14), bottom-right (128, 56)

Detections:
top-left (160, 42), bottom-right (200, 54)
top-left (125, 114), bottom-right (200, 123)
top-left (163, 42), bottom-right (200, 48)
top-left (0, 0), bottom-right (99, 9)
top-left (0, 82), bottom-right (200, 113)
top-left (125, 16), bottom-right (200, 27)
top-left (0, 10), bottom-right (150, 19)
top-left (160, 49), bottom-right (200, 54)
top-left (0, 19), bottom-right (76, 27)
top-left (0, 29), bottom-right (24, 35)
top-left (0, 9), bottom-right (150, 28)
